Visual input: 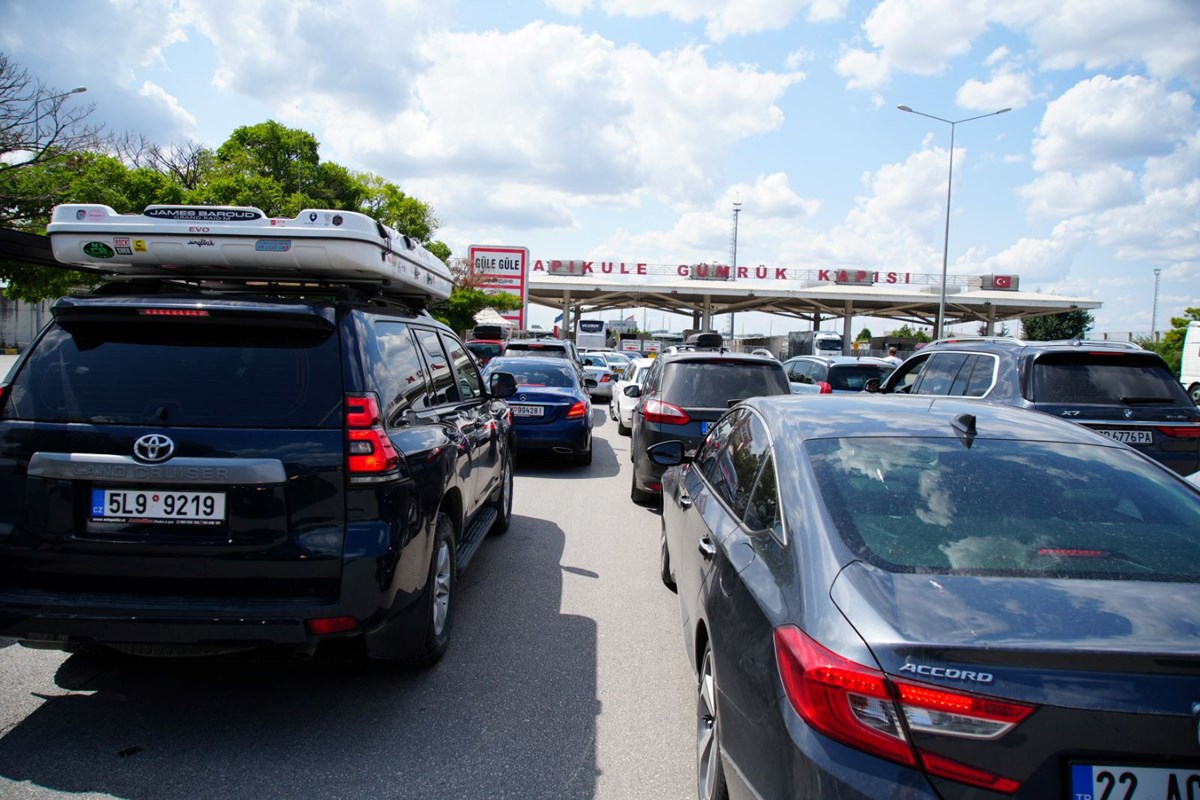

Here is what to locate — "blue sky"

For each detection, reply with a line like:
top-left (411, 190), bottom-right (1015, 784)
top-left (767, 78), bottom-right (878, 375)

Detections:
top-left (2, 0), bottom-right (1198, 338)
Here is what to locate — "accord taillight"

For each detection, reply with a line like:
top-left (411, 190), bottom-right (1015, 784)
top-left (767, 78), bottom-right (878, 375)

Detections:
top-left (345, 393), bottom-right (400, 480)
top-left (774, 625), bottom-right (1034, 794)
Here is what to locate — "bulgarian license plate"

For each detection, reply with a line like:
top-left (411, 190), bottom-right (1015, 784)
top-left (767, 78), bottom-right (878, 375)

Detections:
top-left (700, 421), bottom-right (712, 434)
top-left (1097, 428), bottom-right (1153, 445)
top-left (510, 405), bottom-right (544, 417)
top-left (1071, 763), bottom-right (1200, 799)
top-left (91, 488), bottom-right (226, 524)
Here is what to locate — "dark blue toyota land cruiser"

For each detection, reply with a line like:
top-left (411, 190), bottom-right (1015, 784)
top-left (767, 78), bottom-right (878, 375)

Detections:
top-left (0, 281), bottom-right (518, 665)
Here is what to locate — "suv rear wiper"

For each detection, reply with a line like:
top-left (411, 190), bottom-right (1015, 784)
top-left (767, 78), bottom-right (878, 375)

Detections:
top-left (1120, 396), bottom-right (1176, 404)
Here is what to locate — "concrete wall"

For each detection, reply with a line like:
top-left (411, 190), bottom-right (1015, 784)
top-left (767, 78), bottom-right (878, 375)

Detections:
top-left (0, 297), bottom-right (52, 350)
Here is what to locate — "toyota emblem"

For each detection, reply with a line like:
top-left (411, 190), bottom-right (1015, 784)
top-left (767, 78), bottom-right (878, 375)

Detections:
top-left (133, 434), bottom-right (175, 463)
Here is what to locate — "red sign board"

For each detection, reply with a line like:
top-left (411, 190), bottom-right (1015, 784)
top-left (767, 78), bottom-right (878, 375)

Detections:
top-left (468, 245), bottom-right (529, 329)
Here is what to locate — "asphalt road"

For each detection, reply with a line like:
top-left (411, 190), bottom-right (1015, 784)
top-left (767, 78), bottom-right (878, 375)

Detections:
top-left (0, 401), bottom-right (698, 799)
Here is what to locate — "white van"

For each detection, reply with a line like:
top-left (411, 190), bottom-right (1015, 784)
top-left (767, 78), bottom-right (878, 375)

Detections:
top-left (1182, 320), bottom-right (1200, 404)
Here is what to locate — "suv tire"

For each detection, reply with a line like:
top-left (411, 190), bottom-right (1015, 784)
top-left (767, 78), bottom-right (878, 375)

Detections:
top-left (409, 512), bottom-right (456, 667)
top-left (491, 447), bottom-right (514, 535)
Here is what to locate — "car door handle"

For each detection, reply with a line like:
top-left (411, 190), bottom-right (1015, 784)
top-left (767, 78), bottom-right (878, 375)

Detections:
top-left (698, 535), bottom-right (717, 560)
top-left (678, 490), bottom-right (692, 509)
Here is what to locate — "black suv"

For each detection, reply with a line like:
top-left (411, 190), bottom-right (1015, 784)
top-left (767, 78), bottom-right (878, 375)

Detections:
top-left (880, 337), bottom-right (1200, 475)
top-left (502, 337), bottom-right (581, 364)
top-left (0, 281), bottom-right (518, 665)
top-left (626, 346), bottom-right (791, 503)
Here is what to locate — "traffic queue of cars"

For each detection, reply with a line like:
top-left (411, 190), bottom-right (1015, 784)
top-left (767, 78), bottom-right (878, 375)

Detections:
top-left (613, 331), bottom-right (1200, 800)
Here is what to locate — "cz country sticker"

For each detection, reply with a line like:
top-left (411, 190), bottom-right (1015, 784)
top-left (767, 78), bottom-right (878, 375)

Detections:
top-left (82, 241), bottom-right (115, 259)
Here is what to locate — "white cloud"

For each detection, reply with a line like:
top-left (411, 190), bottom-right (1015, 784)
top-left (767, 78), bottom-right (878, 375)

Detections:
top-left (1032, 75), bottom-right (1197, 172)
top-left (980, 229), bottom-right (1086, 285)
top-left (545, 0), bottom-right (592, 14)
top-left (137, 81), bottom-right (198, 136)
top-left (593, 0), bottom-right (844, 41)
top-left (835, 48), bottom-right (889, 90)
top-left (956, 69), bottom-right (1034, 111)
top-left (1020, 0), bottom-right (1200, 85)
top-left (1016, 166), bottom-right (1140, 220)
top-left (985, 46), bottom-right (1009, 66)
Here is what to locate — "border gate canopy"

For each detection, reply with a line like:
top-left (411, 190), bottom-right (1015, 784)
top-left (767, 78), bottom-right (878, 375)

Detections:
top-left (524, 262), bottom-right (1100, 330)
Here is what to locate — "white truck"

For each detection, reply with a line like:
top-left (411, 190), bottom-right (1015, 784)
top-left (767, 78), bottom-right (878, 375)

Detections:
top-left (1181, 320), bottom-right (1200, 404)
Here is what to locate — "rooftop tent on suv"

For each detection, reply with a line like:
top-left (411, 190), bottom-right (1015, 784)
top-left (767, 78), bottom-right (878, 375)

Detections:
top-left (0, 204), bottom-right (519, 665)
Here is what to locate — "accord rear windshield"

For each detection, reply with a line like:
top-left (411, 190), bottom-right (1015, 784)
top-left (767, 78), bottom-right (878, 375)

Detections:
top-left (662, 361), bottom-right (790, 408)
top-left (1030, 352), bottom-right (1187, 404)
top-left (5, 321), bottom-right (342, 427)
top-left (806, 436), bottom-right (1200, 580)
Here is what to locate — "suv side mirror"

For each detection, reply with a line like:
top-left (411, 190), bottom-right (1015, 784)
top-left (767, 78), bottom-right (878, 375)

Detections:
top-left (490, 372), bottom-right (518, 399)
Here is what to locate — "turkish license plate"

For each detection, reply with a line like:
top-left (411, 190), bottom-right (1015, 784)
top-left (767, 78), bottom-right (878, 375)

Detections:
top-left (1097, 428), bottom-right (1154, 445)
top-left (1071, 763), bottom-right (1200, 799)
top-left (91, 488), bottom-right (226, 525)
top-left (510, 404), bottom-right (544, 417)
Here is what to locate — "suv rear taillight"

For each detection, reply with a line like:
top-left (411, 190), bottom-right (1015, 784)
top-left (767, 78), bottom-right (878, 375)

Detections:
top-left (643, 399), bottom-right (690, 425)
top-left (774, 626), bottom-right (1033, 794)
top-left (345, 393), bottom-right (400, 480)
top-left (817, 381), bottom-right (833, 394)
top-left (1155, 425), bottom-right (1200, 438)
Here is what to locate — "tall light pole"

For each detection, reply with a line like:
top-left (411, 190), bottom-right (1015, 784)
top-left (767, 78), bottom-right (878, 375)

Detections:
top-left (34, 85), bottom-right (87, 139)
top-left (897, 104), bottom-right (1010, 338)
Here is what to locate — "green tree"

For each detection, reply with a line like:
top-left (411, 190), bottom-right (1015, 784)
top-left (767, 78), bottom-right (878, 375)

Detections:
top-left (431, 288), bottom-right (522, 334)
top-left (1021, 309), bottom-right (1094, 341)
top-left (856, 327), bottom-right (872, 342)
top-left (891, 324), bottom-right (932, 343)
top-left (1140, 307), bottom-right (1199, 376)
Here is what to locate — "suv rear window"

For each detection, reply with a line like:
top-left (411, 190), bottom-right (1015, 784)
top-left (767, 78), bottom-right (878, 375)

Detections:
top-left (661, 360), bottom-right (790, 407)
top-left (828, 364), bottom-right (895, 391)
top-left (1030, 352), bottom-right (1185, 404)
top-left (466, 342), bottom-right (503, 359)
top-left (6, 321), bottom-right (342, 427)
top-left (808, 436), bottom-right (1200, 580)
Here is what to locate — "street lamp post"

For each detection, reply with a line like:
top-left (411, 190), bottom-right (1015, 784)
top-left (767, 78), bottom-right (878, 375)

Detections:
top-left (897, 104), bottom-right (1009, 338)
top-left (33, 85), bottom-right (87, 140)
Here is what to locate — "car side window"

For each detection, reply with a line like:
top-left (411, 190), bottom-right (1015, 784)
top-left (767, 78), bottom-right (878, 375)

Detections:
top-left (374, 321), bottom-right (432, 419)
top-left (888, 354), bottom-right (927, 393)
top-left (442, 334), bottom-right (483, 402)
top-left (414, 328), bottom-right (458, 406)
top-left (701, 410), bottom-right (771, 520)
top-left (912, 353), bottom-right (970, 396)
top-left (743, 455), bottom-right (784, 542)
top-left (695, 410), bottom-right (740, 483)
top-left (963, 354), bottom-right (998, 396)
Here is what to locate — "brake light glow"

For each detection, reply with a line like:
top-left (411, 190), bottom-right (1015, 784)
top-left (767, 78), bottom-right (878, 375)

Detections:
top-left (817, 381), bottom-right (833, 394)
top-left (774, 626), bottom-right (1033, 794)
top-left (306, 616), bottom-right (359, 635)
top-left (566, 401), bottom-right (588, 419)
top-left (345, 393), bottom-right (400, 477)
top-left (642, 399), bottom-right (690, 425)
top-left (1155, 426), bottom-right (1200, 438)
top-left (138, 308), bottom-right (210, 317)
top-left (600, 374), bottom-right (612, 383)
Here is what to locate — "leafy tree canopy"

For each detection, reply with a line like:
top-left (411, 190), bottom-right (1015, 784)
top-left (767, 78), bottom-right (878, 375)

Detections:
top-left (431, 288), bottom-right (523, 335)
top-left (1021, 309), bottom-right (1094, 341)
top-left (1140, 307), bottom-right (1199, 376)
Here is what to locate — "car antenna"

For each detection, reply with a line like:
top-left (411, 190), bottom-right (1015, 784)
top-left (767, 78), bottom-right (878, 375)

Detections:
top-left (951, 413), bottom-right (977, 448)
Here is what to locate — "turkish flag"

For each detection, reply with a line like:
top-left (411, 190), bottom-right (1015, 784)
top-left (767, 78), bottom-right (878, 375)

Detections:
top-left (992, 275), bottom-right (1012, 289)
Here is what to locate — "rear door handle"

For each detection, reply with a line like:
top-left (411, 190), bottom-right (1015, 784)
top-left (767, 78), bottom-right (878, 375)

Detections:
top-left (678, 490), bottom-right (692, 509)
top-left (698, 535), bottom-right (717, 560)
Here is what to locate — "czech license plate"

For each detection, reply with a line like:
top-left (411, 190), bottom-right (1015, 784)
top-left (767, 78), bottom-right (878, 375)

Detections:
top-left (1071, 763), bottom-right (1200, 799)
top-left (510, 405), bottom-right (544, 417)
top-left (1097, 428), bottom-right (1153, 445)
top-left (91, 488), bottom-right (226, 525)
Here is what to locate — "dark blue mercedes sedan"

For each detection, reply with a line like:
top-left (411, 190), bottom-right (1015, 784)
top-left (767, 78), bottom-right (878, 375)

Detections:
top-left (653, 394), bottom-right (1200, 800)
top-left (483, 355), bottom-right (595, 466)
